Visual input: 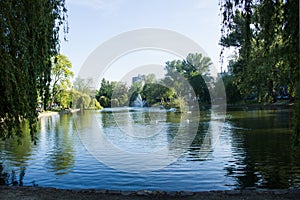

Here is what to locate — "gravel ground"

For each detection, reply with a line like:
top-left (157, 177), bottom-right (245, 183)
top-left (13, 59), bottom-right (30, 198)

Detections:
top-left (0, 186), bottom-right (299, 200)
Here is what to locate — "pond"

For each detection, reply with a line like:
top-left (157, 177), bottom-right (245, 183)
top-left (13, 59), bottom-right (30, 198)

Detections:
top-left (0, 108), bottom-right (300, 191)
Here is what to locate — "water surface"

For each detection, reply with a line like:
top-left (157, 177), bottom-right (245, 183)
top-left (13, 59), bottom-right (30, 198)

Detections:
top-left (0, 108), bottom-right (299, 191)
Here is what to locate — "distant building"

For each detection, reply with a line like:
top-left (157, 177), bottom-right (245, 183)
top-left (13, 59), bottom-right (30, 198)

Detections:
top-left (132, 74), bottom-right (145, 84)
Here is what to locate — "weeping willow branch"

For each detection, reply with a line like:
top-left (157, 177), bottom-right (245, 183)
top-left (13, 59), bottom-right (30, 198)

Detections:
top-left (0, 0), bottom-right (68, 141)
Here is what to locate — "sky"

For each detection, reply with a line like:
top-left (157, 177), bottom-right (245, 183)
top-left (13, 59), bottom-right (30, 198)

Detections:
top-left (60, 0), bottom-right (224, 84)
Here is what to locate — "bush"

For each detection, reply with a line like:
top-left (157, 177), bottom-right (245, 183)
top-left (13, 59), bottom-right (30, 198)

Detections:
top-left (111, 98), bottom-right (119, 107)
top-left (163, 97), bottom-right (187, 113)
top-left (93, 98), bottom-right (103, 110)
top-left (99, 96), bottom-right (110, 107)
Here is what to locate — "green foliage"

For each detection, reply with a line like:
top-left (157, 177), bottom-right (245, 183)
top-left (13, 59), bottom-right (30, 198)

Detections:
top-left (57, 89), bottom-right (72, 108)
top-left (221, 74), bottom-right (242, 104)
top-left (189, 74), bottom-right (211, 104)
top-left (111, 99), bottom-right (120, 107)
top-left (293, 83), bottom-right (300, 145)
top-left (96, 78), bottom-right (117, 107)
top-left (70, 89), bottom-right (91, 109)
top-left (73, 77), bottom-right (95, 97)
top-left (72, 77), bottom-right (97, 109)
top-left (50, 54), bottom-right (74, 108)
top-left (186, 53), bottom-right (212, 76)
top-left (220, 0), bottom-right (299, 141)
top-left (220, 0), bottom-right (299, 103)
top-left (0, 0), bottom-right (67, 140)
top-left (96, 79), bottom-right (129, 107)
top-left (141, 82), bottom-right (175, 106)
top-left (99, 96), bottom-right (110, 108)
top-left (77, 94), bottom-right (91, 110)
top-left (164, 53), bottom-right (212, 104)
top-left (163, 96), bottom-right (187, 113)
top-left (111, 82), bottom-right (129, 107)
top-left (92, 98), bottom-right (103, 110)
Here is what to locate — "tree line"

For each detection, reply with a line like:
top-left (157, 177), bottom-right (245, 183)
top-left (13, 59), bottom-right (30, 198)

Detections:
top-left (48, 54), bottom-right (102, 111)
top-left (219, 0), bottom-right (298, 102)
top-left (219, 0), bottom-right (299, 142)
top-left (1, 0), bottom-right (298, 143)
top-left (96, 53), bottom-right (215, 112)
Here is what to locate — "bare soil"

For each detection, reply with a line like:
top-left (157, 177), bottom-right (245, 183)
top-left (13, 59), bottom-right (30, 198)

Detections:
top-left (0, 186), bottom-right (299, 200)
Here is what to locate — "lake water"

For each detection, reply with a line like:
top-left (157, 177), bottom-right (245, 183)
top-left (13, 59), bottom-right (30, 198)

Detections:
top-left (0, 108), bottom-right (299, 191)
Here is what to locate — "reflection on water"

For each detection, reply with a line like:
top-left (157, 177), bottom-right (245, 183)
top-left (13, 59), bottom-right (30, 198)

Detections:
top-left (0, 108), bottom-right (299, 190)
top-left (44, 114), bottom-right (75, 175)
top-left (225, 109), bottom-right (300, 189)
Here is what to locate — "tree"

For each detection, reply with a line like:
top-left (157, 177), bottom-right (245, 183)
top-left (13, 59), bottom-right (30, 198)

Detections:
top-left (73, 77), bottom-right (95, 97)
top-left (219, 0), bottom-right (299, 139)
top-left (141, 82), bottom-right (175, 106)
top-left (186, 53), bottom-right (211, 76)
top-left (71, 77), bottom-right (100, 109)
top-left (57, 89), bottom-right (72, 109)
top-left (111, 82), bottom-right (129, 107)
top-left (91, 98), bottom-right (103, 110)
top-left (220, 0), bottom-right (299, 102)
top-left (164, 53), bottom-right (213, 104)
top-left (50, 54), bottom-right (74, 108)
top-left (70, 89), bottom-right (91, 109)
top-left (0, 0), bottom-right (67, 140)
top-left (217, 74), bottom-right (242, 104)
top-left (96, 78), bottom-right (117, 107)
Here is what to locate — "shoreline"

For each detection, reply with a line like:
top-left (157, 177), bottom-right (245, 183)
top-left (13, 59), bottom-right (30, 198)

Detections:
top-left (38, 109), bottom-right (81, 118)
top-left (38, 111), bottom-right (59, 118)
top-left (0, 186), bottom-right (299, 200)
top-left (226, 102), bottom-right (294, 110)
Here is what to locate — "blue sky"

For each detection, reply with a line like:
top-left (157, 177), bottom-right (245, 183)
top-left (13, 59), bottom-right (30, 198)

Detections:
top-left (61, 0), bottom-right (224, 82)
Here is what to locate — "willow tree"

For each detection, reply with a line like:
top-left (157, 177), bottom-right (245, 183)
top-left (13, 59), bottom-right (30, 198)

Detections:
top-left (219, 0), bottom-right (299, 142)
top-left (0, 0), bottom-right (67, 140)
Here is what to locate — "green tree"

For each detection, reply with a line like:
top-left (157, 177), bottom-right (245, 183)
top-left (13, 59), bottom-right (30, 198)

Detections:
top-left (73, 77), bottom-right (95, 97)
top-left (70, 89), bottom-right (91, 109)
top-left (219, 74), bottom-right (242, 104)
top-left (96, 78), bottom-right (117, 107)
top-left (77, 94), bottom-right (91, 109)
top-left (99, 96), bottom-right (110, 108)
top-left (186, 53), bottom-right (211, 76)
top-left (164, 53), bottom-right (213, 104)
top-left (219, 0), bottom-right (299, 139)
top-left (220, 0), bottom-right (299, 102)
top-left (91, 98), bottom-right (103, 110)
top-left (111, 82), bottom-right (129, 107)
top-left (144, 73), bottom-right (156, 83)
top-left (50, 54), bottom-right (74, 108)
top-left (141, 82), bottom-right (175, 106)
top-left (72, 77), bottom-right (98, 109)
top-left (57, 89), bottom-right (71, 109)
top-left (0, 0), bottom-right (67, 140)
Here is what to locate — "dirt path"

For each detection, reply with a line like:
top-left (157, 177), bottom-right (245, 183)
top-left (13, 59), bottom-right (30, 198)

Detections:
top-left (0, 186), bottom-right (299, 200)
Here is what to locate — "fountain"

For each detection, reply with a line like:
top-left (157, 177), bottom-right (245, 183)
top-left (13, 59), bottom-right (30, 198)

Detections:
top-left (132, 94), bottom-right (146, 107)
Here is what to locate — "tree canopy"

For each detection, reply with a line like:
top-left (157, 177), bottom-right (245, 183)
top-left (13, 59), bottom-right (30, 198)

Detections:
top-left (165, 53), bottom-right (212, 104)
top-left (50, 54), bottom-right (74, 108)
top-left (0, 0), bottom-right (67, 140)
top-left (219, 0), bottom-right (299, 103)
top-left (219, 0), bottom-right (299, 141)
